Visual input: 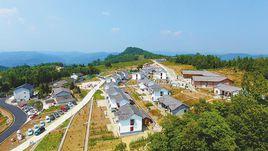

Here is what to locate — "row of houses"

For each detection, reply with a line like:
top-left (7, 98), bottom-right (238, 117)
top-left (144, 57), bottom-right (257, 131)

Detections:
top-left (131, 65), bottom-right (168, 81)
top-left (104, 71), bottom-right (153, 135)
top-left (181, 70), bottom-right (241, 98)
top-left (138, 77), bottom-right (189, 116)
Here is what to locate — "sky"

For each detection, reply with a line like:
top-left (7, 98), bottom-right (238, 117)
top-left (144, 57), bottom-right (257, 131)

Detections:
top-left (0, 0), bottom-right (268, 54)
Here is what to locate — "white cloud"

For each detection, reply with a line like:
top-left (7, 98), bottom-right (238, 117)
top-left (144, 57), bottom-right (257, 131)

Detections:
top-left (160, 30), bottom-right (182, 38)
top-left (101, 11), bottom-right (110, 16)
top-left (0, 7), bottom-right (18, 17)
top-left (0, 7), bottom-right (25, 25)
top-left (111, 27), bottom-right (120, 33)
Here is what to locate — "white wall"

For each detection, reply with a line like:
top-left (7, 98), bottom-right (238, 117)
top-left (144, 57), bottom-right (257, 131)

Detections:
top-left (152, 89), bottom-right (169, 102)
top-left (153, 72), bottom-right (168, 80)
top-left (14, 88), bottom-right (31, 102)
top-left (131, 73), bottom-right (141, 80)
top-left (118, 114), bottom-right (142, 134)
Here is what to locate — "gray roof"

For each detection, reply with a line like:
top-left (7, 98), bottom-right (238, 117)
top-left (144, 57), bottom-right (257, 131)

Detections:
top-left (115, 104), bottom-right (142, 120)
top-left (105, 83), bottom-right (131, 104)
top-left (192, 76), bottom-right (228, 82)
top-left (55, 95), bottom-right (76, 104)
top-left (149, 83), bottom-right (163, 91)
top-left (53, 80), bottom-right (68, 88)
top-left (52, 87), bottom-right (71, 97)
top-left (181, 70), bottom-right (220, 77)
top-left (215, 84), bottom-right (241, 92)
top-left (158, 95), bottom-right (187, 111)
top-left (15, 83), bottom-right (34, 91)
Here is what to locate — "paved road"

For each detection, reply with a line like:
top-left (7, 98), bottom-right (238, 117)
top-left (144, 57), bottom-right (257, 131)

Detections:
top-left (12, 80), bottom-right (104, 151)
top-left (0, 98), bottom-right (27, 144)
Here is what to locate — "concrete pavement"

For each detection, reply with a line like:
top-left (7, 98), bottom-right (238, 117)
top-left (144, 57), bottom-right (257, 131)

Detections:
top-left (11, 80), bottom-right (104, 151)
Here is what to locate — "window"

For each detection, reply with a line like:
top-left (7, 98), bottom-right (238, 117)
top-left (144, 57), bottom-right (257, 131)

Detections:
top-left (160, 91), bottom-right (164, 96)
top-left (130, 119), bottom-right (135, 125)
top-left (130, 126), bottom-right (134, 131)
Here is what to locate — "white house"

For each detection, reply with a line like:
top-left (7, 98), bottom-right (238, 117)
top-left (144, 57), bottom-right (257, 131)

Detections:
top-left (70, 73), bottom-right (83, 81)
top-left (13, 84), bottom-right (34, 102)
top-left (115, 104), bottom-right (143, 135)
top-left (104, 83), bottom-right (130, 112)
top-left (214, 84), bottom-right (241, 98)
top-left (153, 70), bottom-right (168, 80)
top-left (131, 72), bottom-right (143, 80)
top-left (149, 84), bottom-right (169, 102)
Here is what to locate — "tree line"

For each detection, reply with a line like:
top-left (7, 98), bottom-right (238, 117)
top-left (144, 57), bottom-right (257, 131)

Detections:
top-left (0, 63), bottom-right (99, 97)
top-left (172, 53), bottom-right (268, 79)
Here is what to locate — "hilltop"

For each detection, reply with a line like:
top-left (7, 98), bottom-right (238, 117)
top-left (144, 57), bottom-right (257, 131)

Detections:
top-left (104, 47), bottom-right (163, 63)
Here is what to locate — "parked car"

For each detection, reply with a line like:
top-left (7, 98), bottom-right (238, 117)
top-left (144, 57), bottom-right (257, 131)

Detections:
top-left (30, 114), bottom-right (38, 120)
top-left (45, 116), bottom-right (51, 123)
top-left (71, 101), bottom-right (77, 105)
top-left (67, 102), bottom-right (74, 108)
top-left (27, 129), bottom-right (34, 136)
top-left (60, 105), bottom-right (68, 112)
top-left (40, 121), bottom-right (45, 127)
top-left (53, 112), bottom-right (60, 118)
top-left (34, 126), bottom-right (45, 136)
top-left (49, 115), bottom-right (55, 121)
top-left (57, 110), bottom-right (64, 115)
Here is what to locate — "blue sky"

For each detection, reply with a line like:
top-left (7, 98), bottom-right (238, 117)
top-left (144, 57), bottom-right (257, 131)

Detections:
top-left (0, 0), bottom-right (268, 54)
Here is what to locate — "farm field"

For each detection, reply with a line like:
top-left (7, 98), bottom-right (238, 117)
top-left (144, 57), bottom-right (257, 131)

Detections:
top-left (62, 103), bottom-right (90, 151)
top-left (162, 61), bottom-right (195, 75)
top-left (88, 100), bottom-right (121, 151)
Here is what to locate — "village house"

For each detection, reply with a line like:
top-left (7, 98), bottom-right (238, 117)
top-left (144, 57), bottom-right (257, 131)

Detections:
top-left (115, 104), bottom-right (143, 135)
top-left (148, 83), bottom-right (170, 102)
top-left (70, 73), bottom-right (83, 81)
top-left (13, 83), bottom-right (34, 102)
top-left (104, 83), bottom-right (131, 112)
top-left (153, 69), bottom-right (168, 80)
top-left (52, 80), bottom-right (68, 88)
top-left (158, 95), bottom-right (189, 116)
top-left (214, 83), bottom-right (241, 98)
top-left (192, 76), bottom-right (233, 88)
top-left (181, 70), bottom-right (232, 88)
top-left (51, 87), bottom-right (75, 105)
top-left (131, 72), bottom-right (144, 80)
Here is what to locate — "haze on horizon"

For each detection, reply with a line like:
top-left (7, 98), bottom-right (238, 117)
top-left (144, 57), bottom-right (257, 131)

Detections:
top-left (0, 0), bottom-right (268, 54)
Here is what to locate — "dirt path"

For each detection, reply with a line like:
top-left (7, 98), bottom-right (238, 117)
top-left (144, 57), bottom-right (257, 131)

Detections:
top-left (62, 103), bottom-right (90, 151)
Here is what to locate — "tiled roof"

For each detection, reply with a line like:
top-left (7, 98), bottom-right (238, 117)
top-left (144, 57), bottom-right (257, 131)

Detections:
top-left (192, 76), bottom-right (228, 82)
top-left (115, 104), bottom-right (142, 120)
top-left (15, 83), bottom-right (34, 91)
top-left (158, 95), bottom-right (187, 111)
top-left (215, 84), bottom-right (241, 92)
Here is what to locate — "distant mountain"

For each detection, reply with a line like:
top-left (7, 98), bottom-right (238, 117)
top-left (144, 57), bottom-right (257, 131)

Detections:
top-left (104, 47), bottom-right (163, 63)
top-left (0, 51), bottom-right (110, 67)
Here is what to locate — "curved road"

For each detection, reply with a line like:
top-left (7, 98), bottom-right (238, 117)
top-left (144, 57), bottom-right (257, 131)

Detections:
top-left (0, 98), bottom-right (27, 144)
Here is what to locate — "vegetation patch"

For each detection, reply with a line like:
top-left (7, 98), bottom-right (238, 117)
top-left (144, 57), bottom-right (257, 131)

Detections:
top-left (93, 90), bottom-right (105, 100)
top-left (35, 130), bottom-right (63, 151)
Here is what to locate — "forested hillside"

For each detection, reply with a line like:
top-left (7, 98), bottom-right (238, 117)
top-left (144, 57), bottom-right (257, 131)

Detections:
top-left (92, 47), bottom-right (163, 65)
top-left (0, 63), bottom-right (99, 97)
top-left (0, 66), bottom-right (8, 71)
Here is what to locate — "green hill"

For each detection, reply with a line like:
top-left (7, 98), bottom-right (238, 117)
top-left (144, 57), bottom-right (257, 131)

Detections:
top-left (104, 47), bottom-right (162, 63)
top-left (0, 65), bottom-right (8, 71)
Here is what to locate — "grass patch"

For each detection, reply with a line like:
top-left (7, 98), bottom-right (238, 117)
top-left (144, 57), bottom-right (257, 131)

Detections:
top-left (43, 106), bottom-right (60, 114)
top-left (129, 137), bottom-right (148, 151)
top-left (93, 90), bottom-right (104, 100)
top-left (35, 131), bottom-right (63, 151)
